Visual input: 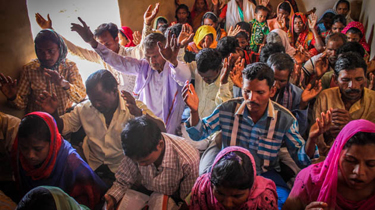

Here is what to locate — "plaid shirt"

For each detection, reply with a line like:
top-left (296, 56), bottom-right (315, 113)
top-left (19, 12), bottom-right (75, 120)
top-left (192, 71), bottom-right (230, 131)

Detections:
top-left (107, 133), bottom-right (199, 203)
top-left (186, 98), bottom-right (319, 174)
top-left (9, 59), bottom-right (86, 115)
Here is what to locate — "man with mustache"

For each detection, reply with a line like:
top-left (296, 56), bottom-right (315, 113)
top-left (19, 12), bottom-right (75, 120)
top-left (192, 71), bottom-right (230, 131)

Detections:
top-left (313, 52), bottom-right (375, 157)
top-left (302, 32), bottom-right (347, 89)
top-left (183, 62), bottom-right (330, 207)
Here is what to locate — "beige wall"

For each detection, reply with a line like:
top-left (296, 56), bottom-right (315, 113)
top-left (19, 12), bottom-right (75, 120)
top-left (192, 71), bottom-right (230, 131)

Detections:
top-left (360, 0), bottom-right (375, 60)
top-left (0, 0), bottom-right (35, 117)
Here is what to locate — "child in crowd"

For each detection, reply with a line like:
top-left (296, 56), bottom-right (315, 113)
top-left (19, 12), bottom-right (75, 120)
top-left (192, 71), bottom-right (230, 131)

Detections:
top-left (235, 31), bottom-right (253, 65)
top-left (330, 14), bottom-right (346, 34)
top-left (249, 6), bottom-right (270, 53)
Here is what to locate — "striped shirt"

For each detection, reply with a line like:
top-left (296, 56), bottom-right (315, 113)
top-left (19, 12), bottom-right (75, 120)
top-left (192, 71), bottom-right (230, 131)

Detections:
top-left (186, 98), bottom-right (319, 174)
top-left (107, 133), bottom-right (200, 203)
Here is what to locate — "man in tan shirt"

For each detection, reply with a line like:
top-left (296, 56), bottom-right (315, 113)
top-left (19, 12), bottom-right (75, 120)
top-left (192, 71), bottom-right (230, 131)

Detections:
top-left (314, 52), bottom-right (375, 156)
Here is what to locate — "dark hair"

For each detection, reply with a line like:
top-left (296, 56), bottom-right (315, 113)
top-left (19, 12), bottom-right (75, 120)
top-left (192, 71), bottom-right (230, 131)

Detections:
top-left (337, 41), bottom-right (365, 58)
top-left (267, 53), bottom-right (294, 73)
top-left (235, 31), bottom-right (249, 40)
top-left (121, 116), bottom-right (162, 159)
top-left (157, 17), bottom-right (168, 26)
top-left (211, 151), bottom-right (254, 190)
top-left (235, 21), bottom-right (251, 34)
top-left (217, 36), bottom-right (240, 58)
top-left (343, 132), bottom-right (375, 149)
top-left (118, 29), bottom-right (128, 40)
top-left (202, 12), bottom-right (218, 25)
top-left (158, 24), bottom-right (169, 34)
top-left (86, 69), bottom-right (118, 94)
top-left (94, 23), bottom-right (119, 39)
top-left (196, 48), bottom-right (223, 73)
top-left (144, 32), bottom-right (166, 50)
top-left (278, 2), bottom-right (291, 15)
top-left (175, 4), bottom-right (191, 21)
top-left (164, 23), bottom-right (182, 38)
top-left (242, 62), bottom-right (274, 87)
top-left (16, 187), bottom-right (57, 210)
top-left (34, 29), bottom-right (60, 46)
top-left (332, 14), bottom-right (347, 26)
top-left (18, 115), bottom-right (51, 142)
top-left (325, 32), bottom-right (347, 46)
top-left (346, 27), bottom-right (363, 38)
top-left (259, 43), bottom-right (285, 63)
top-left (334, 52), bottom-right (367, 76)
top-left (336, 0), bottom-right (350, 10)
top-left (255, 5), bottom-right (269, 15)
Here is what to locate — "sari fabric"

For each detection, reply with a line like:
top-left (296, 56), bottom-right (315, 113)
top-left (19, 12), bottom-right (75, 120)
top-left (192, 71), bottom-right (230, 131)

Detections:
top-left (341, 21), bottom-right (370, 52)
top-left (187, 25), bottom-right (217, 53)
top-left (271, 29), bottom-right (296, 56)
top-left (333, 0), bottom-right (353, 24)
top-left (225, 0), bottom-right (255, 31)
top-left (190, 146), bottom-right (278, 210)
top-left (11, 112), bottom-right (108, 209)
top-left (289, 119), bottom-right (375, 210)
top-left (191, 0), bottom-right (209, 32)
top-left (120, 26), bottom-right (136, 47)
top-left (288, 12), bottom-right (318, 56)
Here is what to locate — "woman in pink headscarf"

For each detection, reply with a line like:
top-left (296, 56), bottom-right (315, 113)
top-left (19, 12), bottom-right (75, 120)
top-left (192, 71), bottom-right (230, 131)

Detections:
top-left (190, 146), bottom-right (278, 210)
top-left (283, 119), bottom-right (375, 210)
top-left (341, 21), bottom-right (370, 53)
top-left (118, 26), bottom-right (136, 47)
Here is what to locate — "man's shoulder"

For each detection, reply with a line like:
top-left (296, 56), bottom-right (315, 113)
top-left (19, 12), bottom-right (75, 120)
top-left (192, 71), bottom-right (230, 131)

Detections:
top-left (23, 59), bottom-right (41, 70)
top-left (219, 97), bottom-right (244, 111)
top-left (163, 133), bottom-right (199, 163)
top-left (317, 87), bottom-right (339, 99)
top-left (271, 101), bottom-right (296, 121)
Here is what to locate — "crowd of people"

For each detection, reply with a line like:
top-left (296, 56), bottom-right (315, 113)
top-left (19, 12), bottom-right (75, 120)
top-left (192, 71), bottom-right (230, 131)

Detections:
top-left (1, 0), bottom-right (375, 209)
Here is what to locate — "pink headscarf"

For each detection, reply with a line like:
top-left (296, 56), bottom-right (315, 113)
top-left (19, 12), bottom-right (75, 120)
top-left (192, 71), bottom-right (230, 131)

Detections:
top-left (290, 119), bottom-right (375, 210)
top-left (190, 146), bottom-right (278, 210)
top-left (120, 26), bottom-right (135, 47)
top-left (341, 21), bottom-right (370, 52)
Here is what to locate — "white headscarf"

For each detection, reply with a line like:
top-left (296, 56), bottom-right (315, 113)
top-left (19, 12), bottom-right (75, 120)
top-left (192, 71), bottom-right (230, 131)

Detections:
top-left (269, 29), bottom-right (296, 56)
top-left (333, 0), bottom-right (353, 24)
top-left (225, 0), bottom-right (255, 31)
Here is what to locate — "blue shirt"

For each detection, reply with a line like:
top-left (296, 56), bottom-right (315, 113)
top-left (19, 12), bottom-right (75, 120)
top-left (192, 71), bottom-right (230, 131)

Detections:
top-left (185, 98), bottom-right (319, 174)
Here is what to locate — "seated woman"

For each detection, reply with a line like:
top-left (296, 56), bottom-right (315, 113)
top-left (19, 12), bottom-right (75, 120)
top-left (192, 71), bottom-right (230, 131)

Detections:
top-left (283, 119), bottom-right (375, 210)
top-left (118, 26), bottom-right (135, 47)
top-left (267, 29), bottom-right (296, 57)
top-left (185, 25), bottom-right (217, 62)
top-left (16, 186), bottom-right (89, 210)
top-left (11, 112), bottom-right (107, 209)
top-left (190, 146), bottom-right (278, 210)
top-left (288, 12), bottom-right (324, 57)
top-left (153, 16), bottom-right (168, 31)
top-left (190, 0), bottom-right (209, 32)
top-left (333, 0), bottom-right (353, 24)
top-left (316, 9), bottom-right (336, 40)
top-left (202, 12), bottom-right (226, 41)
top-left (330, 14), bottom-right (346, 34)
top-left (341, 21), bottom-right (370, 60)
top-left (171, 4), bottom-right (192, 26)
top-left (267, 1), bottom-right (294, 32)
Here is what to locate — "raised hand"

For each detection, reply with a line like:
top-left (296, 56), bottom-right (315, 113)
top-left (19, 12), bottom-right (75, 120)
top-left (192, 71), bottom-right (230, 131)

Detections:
top-left (35, 13), bottom-right (53, 29)
top-left (35, 90), bottom-right (59, 114)
top-left (178, 24), bottom-right (194, 48)
top-left (305, 201), bottom-right (328, 210)
top-left (368, 72), bottom-right (375, 90)
top-left (71, 17), bottom-right (96, 46)
top-left (132, 31), bottom-right (141, 46)
top-left (220, 56), bottom-right (231, 85)
top-left (276, 16), bottom-right (286, 29)
top-left (212, 0), bottom-right (218, 6)
top-left (259, 0), bottom-right (270, 7)
top-left (182, 81), bottom-right (199, 113)
top-left (230, 56), bottom-right (245, 87)
top-left (157, 31), bottom-right (179, 67)
top-left (227, 25), bottom-right (242, 37)
top-left (0, 73), bottom-right (17, 100)
top-left (104, 194), bottom-right (116, 210)
top-left (144, 3), bottom-right (160, 26)
top-left (121, 90), bottom-right (142, 116)
top-left (315, 52), bottom-right (329, 78)
top-left (309, 108), bottom-right (332, 140)
top-left (44, 68), bottom-right (69, 89)
top-left (308, 12), bottom-right (317, 30)
top-left (301, 79), bottom-right (322, 107)
top-left (331, 108), bottom-right (352, 127)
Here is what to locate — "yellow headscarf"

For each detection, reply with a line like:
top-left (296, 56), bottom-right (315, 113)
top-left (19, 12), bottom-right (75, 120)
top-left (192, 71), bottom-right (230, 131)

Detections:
top-left (193, 25), bottom-right (217, 50)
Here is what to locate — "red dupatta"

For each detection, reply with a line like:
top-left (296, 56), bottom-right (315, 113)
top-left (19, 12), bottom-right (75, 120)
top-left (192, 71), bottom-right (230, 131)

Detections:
top-left (11, 111), bottom-right (62, 181)
top-left (120, 26), bottom-right (136, 47)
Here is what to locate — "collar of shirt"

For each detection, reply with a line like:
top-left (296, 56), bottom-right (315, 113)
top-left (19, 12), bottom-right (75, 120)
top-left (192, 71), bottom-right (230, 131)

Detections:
top-left (158, 133), bottom-right (178, 170)
top-left (335, 87), bottom-right (368, 113)
top-left (235, 99), bottom-right (276, 125)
